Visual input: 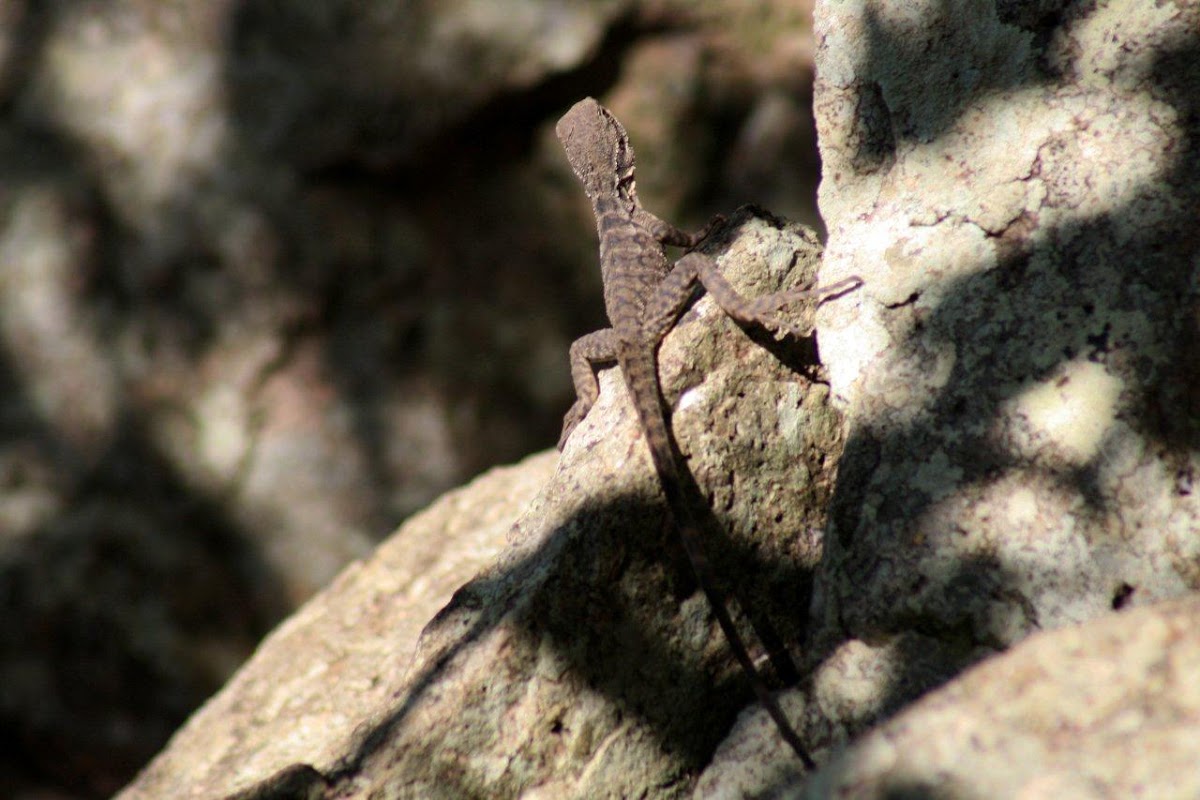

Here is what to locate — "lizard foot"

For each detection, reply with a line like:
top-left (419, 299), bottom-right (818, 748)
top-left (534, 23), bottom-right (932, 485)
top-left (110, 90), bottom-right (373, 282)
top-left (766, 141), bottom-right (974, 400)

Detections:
top-left (557, 400), bottom-right (590, 450)
top-left (689, 213), bottom-right (727, 247)
top-left (755, 276), bottom-right (865, 339)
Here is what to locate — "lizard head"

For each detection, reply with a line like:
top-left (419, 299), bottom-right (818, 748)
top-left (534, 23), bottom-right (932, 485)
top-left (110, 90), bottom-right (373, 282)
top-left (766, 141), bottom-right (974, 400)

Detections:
top-left (556, 97), bottom-right (636, 204)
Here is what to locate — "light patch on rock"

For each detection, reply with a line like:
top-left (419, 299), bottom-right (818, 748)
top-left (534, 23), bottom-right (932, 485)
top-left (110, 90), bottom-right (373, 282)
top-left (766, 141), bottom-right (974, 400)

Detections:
top-left (1000, 359), bottom-right (1123, 466)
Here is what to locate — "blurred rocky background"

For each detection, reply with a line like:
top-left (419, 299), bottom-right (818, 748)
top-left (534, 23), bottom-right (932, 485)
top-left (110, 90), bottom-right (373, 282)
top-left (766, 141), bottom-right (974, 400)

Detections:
top-left (0, 1), bottom-right (824, 796)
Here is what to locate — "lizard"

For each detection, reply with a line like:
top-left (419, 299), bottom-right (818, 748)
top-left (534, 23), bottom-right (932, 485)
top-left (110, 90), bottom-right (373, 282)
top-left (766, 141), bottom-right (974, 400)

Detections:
top-left (555, 96), bottom-right (860, 770)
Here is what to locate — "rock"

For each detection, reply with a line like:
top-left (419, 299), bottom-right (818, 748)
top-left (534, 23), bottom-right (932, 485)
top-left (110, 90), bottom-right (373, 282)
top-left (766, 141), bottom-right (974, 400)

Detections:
top-left (812, 0), bottom-right (1200, 722)
top-left (117, 210), bottom-right (851, 799)
top-left (27, 1), bottom-right (1200, 796)
top-left (117, 450), bottom-right (558, 800)
top-left (0, 2), bottom-right (845, 795)
top-left (225, 0), bottom-right (631, 167)
top-left (699, 1), bottom-right (1200, 794)
top-left (806, 596), bottom-right (1200, 799)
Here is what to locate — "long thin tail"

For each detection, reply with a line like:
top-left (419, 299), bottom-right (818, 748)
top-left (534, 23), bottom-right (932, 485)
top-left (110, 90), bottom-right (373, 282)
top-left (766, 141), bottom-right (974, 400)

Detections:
top-left (618, 347), bottom-right (817, 770)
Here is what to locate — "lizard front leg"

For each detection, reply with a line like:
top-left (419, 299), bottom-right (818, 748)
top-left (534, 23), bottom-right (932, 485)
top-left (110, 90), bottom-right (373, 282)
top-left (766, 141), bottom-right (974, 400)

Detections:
top-left (558, 328), bottom-right (619, 450)
top-left (634, 208), bottom-right (725, 249)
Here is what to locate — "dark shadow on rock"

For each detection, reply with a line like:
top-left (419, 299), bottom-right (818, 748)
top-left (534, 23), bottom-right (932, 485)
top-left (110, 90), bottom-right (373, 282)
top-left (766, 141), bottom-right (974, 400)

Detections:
top-left (0, 0), bottom-right (52, 115)
top-left (225, 2), bottom-right (685, 174)
top-left (856, 0), bottom-right (1059, 169)
top-left (304, 484), bottom-right (822, 796)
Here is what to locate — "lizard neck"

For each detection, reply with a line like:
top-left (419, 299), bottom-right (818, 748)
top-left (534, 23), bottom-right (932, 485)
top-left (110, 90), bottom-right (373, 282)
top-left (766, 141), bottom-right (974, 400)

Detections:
top-left (592, 192), bottom-right (634, 225)
top-left (592, 194), bottom-right (638, 259)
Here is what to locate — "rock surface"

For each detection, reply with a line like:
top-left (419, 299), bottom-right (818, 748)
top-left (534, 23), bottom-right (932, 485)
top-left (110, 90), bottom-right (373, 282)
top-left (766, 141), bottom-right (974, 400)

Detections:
top-left (123, 1), bottom-right (1200, 794)
top-left (117, 210), bottom-right (850, 799)
top-left (117, 449), bottom-right (559, 800)
top-left (804, 596), bottom-right (1200, 799)
top-left (811, 0), bottom-right (1200, 666)
top-left (698, 0), bottom-right (1200, 796)
top-left (12, 0), bottom-right (1200, 797)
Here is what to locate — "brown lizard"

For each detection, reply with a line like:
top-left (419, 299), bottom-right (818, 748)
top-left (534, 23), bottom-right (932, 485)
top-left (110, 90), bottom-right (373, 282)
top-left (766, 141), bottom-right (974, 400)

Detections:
top-left (555, 97), bottom-right (860, 770)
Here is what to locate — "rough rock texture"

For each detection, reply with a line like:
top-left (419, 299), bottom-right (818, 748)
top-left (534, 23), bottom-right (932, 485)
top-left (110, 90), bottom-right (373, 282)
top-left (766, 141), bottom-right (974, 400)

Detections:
top-left (805, 596), bottom-right (1200, 799)
top-left (117, 449), bottom-right (559, 800)
top-left (112, 2), bottom-right (1200, 794)
top-left (0, 3), bottom-right (825, 796)
top-left (116, 210), bottom-right (849, 799)
top-left (814, 0), bottom-right (1200, 656)
top-left (695, 0), bottom-right (1200, 797)
top-left (692, 0), bottom-right (1200, 796)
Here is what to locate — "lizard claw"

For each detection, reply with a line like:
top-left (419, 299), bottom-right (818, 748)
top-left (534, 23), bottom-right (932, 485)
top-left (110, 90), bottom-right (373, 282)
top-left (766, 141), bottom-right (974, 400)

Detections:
top-left (764, 314), bottom-right (813, 341)
top-left (678, 213), bottom-right (727, 249)
top-left (740, 291), bottom-right (814, 340)
top-left (696, 213), bottom-right (726, 242)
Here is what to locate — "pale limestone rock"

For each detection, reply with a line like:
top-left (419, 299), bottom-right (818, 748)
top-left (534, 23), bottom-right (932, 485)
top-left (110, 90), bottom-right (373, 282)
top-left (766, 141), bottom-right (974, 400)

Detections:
top-left (697, 1), bottom-right (1199, 795)
top-left (810, 0), bottom-right (1200, 643)
top-left (805, 597), bottom-right (1200, 799)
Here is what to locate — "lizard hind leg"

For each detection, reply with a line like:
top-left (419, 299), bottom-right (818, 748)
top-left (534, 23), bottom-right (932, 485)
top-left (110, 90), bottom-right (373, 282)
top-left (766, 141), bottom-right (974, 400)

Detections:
top-left (679, 251), bottom-right (860, 340)
top-left (791, 274), bottom-right (864, 305)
